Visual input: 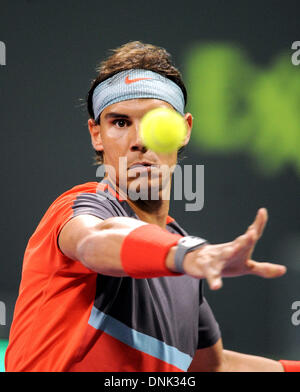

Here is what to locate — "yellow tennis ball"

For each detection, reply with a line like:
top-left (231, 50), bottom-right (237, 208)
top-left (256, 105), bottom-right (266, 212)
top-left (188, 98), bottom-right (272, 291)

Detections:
top-left (140, 107), bottom-right (187, 153)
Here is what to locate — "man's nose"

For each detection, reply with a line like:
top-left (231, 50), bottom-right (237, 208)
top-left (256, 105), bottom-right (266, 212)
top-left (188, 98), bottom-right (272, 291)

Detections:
top-left (130, 123), bottom-right (148, 153)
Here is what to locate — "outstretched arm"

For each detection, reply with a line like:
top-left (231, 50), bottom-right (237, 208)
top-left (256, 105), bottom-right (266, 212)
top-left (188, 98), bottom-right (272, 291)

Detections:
top-left (58, 208), bottom-right (286, 282)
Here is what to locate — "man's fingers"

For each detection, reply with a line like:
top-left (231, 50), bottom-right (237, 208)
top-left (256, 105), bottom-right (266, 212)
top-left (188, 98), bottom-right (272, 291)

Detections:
top-left (201, 263), bottom-right (223, 290)
top-left (247, 208), bottom-right (268, 240)
top-left (232, 229), bottom-right (257, 256)
top-left (207, 275), bottom-right (223, 290)
top-left (246, 260), bottom-right (287, 278)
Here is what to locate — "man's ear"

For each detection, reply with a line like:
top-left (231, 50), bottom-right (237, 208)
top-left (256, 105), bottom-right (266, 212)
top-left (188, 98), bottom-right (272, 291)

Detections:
top-left (88, 118), bottom-right (104, 152)
top-left (183, 112), bottom-right (193, 146)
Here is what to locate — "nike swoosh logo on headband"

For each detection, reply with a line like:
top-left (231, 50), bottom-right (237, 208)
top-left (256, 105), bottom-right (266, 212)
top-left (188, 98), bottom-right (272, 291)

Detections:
top-left (125, 76), bottom-right (152, 84)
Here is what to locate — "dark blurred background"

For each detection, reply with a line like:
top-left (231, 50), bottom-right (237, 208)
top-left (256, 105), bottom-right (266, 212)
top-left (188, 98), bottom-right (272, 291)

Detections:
top-left (0, 0), bottom-right (300, 370)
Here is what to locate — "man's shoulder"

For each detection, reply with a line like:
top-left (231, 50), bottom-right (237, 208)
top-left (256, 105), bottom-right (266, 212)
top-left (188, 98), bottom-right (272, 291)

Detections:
top-left (49, 181), bottom-right (127, 222)
top-left (48, 182), bottom-right (103, 208)
top-left (57, 182), bottom-right (99, 199)
top-left (38, 182), bottom-right (101, 224)
top-left (32, 182), bottom-right (113, 240)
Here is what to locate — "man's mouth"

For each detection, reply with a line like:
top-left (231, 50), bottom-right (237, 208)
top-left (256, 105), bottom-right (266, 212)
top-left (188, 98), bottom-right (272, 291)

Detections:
top-left (128, 162), bottom-right (159, 172)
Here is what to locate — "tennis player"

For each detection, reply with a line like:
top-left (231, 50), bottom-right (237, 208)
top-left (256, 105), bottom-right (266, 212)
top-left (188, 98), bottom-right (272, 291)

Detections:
top-left (5, 41), bottom-right (298, 372)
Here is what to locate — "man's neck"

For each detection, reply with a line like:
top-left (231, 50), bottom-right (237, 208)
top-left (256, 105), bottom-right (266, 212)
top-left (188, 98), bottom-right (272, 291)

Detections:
top-left (126, 198), bottom-right (170, 229)
top-left (104, 176), bottom-right (171, 229)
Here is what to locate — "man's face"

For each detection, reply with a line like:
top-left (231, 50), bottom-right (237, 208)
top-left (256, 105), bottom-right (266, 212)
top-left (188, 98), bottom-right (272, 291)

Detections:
top-left (89, 98), bottom-right (192, 200)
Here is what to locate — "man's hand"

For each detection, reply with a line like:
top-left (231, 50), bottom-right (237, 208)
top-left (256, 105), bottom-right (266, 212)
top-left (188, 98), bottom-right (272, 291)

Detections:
top-left (181, 208), bottom-right (286, 289)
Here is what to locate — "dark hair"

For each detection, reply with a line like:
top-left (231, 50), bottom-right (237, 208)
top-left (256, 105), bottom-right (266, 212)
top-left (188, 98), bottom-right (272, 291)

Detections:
top-left (86, 41), bottom-right (187, 164)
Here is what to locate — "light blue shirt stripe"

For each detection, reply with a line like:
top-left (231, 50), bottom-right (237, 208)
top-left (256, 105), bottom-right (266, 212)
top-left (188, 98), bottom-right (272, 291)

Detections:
top-left (88, 306), bottom-right (192, 371)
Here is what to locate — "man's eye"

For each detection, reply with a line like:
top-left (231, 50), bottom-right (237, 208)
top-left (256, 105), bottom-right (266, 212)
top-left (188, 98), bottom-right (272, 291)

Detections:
top-left (113, 119), bottom-right (128, 128)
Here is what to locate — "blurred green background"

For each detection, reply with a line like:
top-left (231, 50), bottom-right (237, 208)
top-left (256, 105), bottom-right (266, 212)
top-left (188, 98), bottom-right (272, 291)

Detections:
top-left (186, 44), bottom-right (300, 175)
top-left (0, 0), bottom-right (299, 371)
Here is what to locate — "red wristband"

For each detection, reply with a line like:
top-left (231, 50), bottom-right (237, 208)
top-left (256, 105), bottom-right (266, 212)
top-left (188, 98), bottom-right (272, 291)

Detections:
top-left (121, 224), bottom-right (183, 278)
top-left (279, 360), bottom-right (300, 372)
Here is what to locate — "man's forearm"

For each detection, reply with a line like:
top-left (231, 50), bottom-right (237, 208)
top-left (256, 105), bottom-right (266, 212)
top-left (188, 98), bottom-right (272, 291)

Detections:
top-left (76, 216), bottom-right (147, 275)
top-left (60, 214), bottom-right (182, 278)
top-left (222, 349), bottom-right (284, 372)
